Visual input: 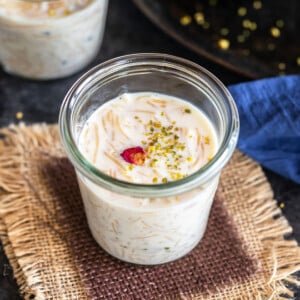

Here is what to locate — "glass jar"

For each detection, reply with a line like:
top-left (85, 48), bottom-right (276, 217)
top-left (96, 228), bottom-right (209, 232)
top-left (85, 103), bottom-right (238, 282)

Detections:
top-left (0, 0), bottom-right (108, 80)
top-left (59, 53), bottom-right (239, 265)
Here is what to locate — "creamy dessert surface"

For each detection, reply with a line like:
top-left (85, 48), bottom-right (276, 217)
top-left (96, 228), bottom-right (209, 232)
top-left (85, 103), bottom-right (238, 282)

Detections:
top-left (0, 0), bottom-right (93, 19)
top-left (79, 92), bottom-right (218, 186)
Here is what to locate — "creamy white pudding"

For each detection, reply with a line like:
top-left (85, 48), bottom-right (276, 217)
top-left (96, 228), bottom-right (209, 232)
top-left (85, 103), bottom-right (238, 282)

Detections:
top-left (0, 0), bottom-right (108, 79)
top-left (77, 92), bottom-right (220, 264)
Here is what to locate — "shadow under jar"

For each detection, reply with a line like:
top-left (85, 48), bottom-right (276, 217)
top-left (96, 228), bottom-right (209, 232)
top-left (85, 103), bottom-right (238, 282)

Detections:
top-left (0, 0), bottom-right (108, 80)
top-left (59, 53), bottom-right (239, 265)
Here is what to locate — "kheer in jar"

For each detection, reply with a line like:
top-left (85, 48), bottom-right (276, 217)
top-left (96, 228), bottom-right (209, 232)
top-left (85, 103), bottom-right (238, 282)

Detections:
top-left (0, 0), bottom-right (108, 79)
top-left (59, 54), bottom-right (239, 265)
top-left (77, 92), bottom-right (219, 264)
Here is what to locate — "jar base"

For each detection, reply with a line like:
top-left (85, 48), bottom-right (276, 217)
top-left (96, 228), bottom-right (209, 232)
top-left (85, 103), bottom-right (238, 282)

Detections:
top-left (90, 231), bottom-right (206, 266)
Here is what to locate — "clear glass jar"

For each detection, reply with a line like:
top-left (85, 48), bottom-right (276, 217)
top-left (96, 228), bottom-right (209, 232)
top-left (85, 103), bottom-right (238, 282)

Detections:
top-left (0, 0), bottom-right (108, 80)
top-left (59, 53), bottom-right (239, 265)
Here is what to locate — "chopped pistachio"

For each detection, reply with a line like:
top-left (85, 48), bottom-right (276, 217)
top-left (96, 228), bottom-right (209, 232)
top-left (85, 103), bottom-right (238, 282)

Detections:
top-left (64, 9), bottom-right (71, 16)
top-left (48, 9), bottom-right (55, 16)
top-left (128, 164), bottom-right (134, 171)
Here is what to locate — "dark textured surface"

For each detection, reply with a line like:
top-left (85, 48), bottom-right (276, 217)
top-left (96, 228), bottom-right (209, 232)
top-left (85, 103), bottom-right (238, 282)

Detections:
top-left (133, 0), bottom-right (300, 78)
top-left (0, 0), bottom-right (299, 298)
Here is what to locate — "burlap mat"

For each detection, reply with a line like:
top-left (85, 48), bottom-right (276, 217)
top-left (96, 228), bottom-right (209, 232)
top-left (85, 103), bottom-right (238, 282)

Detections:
top-left (0, 124), bottom-right (300, 300)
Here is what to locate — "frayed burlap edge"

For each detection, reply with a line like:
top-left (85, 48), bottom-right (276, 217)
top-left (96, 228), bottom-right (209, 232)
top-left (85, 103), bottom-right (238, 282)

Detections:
top-left (216, 151), bottom-right (300, 300)
top-left (0, 123), bottom-right (299, 300)
top-left (0, 218), bottom-right (35, 299)
top-left (0, 123), bottom-right (88, 300)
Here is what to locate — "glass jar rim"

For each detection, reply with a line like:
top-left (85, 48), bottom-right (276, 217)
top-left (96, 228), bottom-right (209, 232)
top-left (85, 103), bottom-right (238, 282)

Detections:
top-left (59, 53), bottom-right (239, 197)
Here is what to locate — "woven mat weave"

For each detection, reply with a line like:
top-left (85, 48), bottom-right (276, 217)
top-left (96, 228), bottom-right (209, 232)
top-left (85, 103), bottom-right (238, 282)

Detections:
top-left (0, 124), bottom-right (300, 300)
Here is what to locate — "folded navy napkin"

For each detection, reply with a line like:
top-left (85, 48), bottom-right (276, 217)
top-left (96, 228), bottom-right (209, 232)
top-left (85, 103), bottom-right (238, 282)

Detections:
top-left (228, 75), bottom-right (300, 184)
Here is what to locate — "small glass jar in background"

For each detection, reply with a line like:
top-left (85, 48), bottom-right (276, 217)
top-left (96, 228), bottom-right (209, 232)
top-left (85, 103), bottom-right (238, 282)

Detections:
top-left (59, 54), bottom-right (239, 265)
top-left (0, 0), bottom-right (108, 80)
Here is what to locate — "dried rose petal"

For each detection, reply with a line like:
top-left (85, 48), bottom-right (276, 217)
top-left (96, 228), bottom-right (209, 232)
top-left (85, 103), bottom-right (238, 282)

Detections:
top-left (120, 147), bottom-right (147, 165)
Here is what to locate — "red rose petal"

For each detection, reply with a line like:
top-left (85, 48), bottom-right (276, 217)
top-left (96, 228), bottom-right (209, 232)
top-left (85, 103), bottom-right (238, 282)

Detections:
top-left (121, 146), bottom-right (147, 165)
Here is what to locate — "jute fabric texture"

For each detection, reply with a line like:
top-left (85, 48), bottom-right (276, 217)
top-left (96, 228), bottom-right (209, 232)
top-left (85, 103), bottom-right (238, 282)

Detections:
top-left (0, 124), bottom-right (299, 299)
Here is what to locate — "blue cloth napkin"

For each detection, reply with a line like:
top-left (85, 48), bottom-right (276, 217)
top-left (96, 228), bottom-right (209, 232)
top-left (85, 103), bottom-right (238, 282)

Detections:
top-left (228, 75), bottom-right (300, 184)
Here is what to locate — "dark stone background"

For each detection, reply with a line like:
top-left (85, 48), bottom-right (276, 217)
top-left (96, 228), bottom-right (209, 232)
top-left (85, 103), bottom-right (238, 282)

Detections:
top-left (0, 0), bottom-right (299, 299)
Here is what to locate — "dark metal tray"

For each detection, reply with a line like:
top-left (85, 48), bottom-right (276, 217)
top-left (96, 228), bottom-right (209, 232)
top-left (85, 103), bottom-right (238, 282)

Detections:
top-left (133, 0), bottom-right (300, 78)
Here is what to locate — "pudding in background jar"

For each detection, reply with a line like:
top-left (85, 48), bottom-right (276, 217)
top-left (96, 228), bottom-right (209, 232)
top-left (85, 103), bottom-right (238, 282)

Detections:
top-left (0, 0), bottom-right (108, 80)
top-left (59, 54), bottom-right (239, 265)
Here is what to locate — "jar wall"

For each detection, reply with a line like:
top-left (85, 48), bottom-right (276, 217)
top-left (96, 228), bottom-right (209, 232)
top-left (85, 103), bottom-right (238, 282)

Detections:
top-left (77, 172), bottom-right (219, 265)
top-left (59, 54), bottom-right (239, 264)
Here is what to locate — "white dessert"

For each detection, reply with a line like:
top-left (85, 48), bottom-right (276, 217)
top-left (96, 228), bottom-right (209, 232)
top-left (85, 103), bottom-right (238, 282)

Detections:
top-left (77, 92), bottom-right (220, 264)
top-left (0, 0), bottom-right (108, 79)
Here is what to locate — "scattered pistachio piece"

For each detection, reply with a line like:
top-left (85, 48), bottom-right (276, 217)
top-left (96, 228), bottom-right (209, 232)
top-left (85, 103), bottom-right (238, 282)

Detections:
top-left (48, 9), bottom-right (55, 16)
